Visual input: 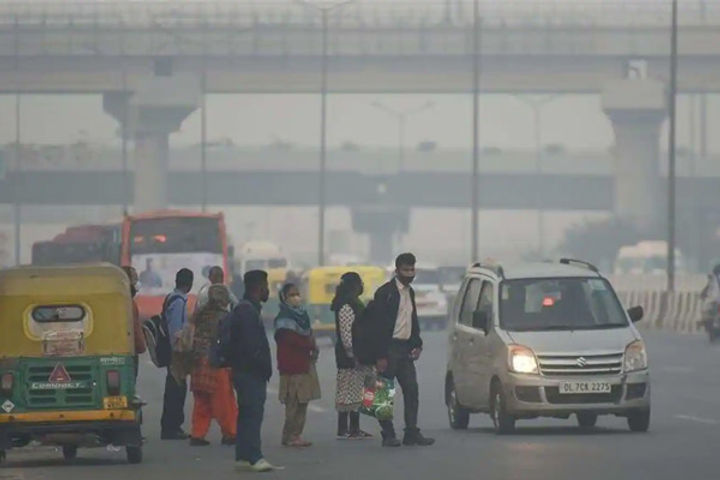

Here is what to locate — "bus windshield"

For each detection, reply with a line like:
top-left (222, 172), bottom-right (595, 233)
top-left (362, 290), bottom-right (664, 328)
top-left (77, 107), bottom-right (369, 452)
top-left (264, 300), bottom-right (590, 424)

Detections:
top-left (130, 217), bottom-right (222, 255)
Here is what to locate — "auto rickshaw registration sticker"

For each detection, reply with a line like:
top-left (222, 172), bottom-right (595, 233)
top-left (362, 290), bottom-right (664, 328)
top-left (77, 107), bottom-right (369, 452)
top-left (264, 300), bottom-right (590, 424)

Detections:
top-left (103, 396), bottom-right (128, 409)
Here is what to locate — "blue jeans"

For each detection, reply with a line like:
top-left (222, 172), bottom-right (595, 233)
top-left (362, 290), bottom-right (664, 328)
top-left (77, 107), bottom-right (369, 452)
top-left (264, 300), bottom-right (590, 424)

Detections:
top-left (233, 372), bottom-right (267, 464)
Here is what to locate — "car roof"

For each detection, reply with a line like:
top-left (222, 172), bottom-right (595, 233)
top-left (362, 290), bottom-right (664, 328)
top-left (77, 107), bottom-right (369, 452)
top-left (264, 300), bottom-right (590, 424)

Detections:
top-left (469, 262), bottom-right (601, 280)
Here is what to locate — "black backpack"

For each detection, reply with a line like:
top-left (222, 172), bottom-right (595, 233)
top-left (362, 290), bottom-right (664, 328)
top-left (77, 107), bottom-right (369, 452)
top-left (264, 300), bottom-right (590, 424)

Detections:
top-left (143, 294), bottom-right (184, 368)
top-left (352, 300), bottom-right (379, 366)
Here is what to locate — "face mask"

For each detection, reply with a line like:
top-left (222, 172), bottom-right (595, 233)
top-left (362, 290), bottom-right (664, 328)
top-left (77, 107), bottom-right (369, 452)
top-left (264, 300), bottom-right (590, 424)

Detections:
top-left (399, 275), bottom-right (415, 286)
top-left (287, 294), bottom-right (303, 308)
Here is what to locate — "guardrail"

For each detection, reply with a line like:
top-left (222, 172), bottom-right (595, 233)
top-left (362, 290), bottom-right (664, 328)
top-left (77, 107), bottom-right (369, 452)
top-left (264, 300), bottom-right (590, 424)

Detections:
top-left (616, 290), bottom-right (706, 334)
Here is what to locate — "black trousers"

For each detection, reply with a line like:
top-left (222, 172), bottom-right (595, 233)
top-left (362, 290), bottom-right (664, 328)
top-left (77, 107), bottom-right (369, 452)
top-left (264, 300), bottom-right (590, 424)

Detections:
top-left (160, 368), bottom-right (187, 435)
top-left (378, 341), bottom-right (419, 439)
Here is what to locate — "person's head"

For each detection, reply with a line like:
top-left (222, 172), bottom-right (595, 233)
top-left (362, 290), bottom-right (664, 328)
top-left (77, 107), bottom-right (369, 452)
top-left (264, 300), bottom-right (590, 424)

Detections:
top-left (208, 265), bottom-right (224, 285)
top-left (175, 268), bottom-right (194, 293)
top-left (244, 270), bottom-right (269, 303)
top-left (331, 272), bottom-right (363, 311)
top-left (280, 283), bottom-right (303, 308)
top-left (207, 284), bottom-right (230, 310)
top-left (395, 252), bottom-right (417, 286)
top-left (121, 265), bottom-right (138, 297)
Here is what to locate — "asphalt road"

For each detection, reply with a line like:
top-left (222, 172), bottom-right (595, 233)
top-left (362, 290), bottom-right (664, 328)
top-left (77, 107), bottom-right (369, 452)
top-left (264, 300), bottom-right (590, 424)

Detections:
top-left (2, 330), bottom-right (719, 480)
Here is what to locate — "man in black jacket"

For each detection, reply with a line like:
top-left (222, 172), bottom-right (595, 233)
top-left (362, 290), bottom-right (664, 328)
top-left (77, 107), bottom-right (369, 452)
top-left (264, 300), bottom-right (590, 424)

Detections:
top-left (373, 253), bottom-right (435, 447)
top-left (229, 270), bottom-right (280, 473)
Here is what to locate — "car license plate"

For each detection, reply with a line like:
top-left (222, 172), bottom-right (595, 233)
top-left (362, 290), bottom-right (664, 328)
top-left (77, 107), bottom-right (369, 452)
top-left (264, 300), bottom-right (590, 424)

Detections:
top-left (103, 396), bottom-right (128, 409)
top-left (559, 381), bottom-right (611, 394)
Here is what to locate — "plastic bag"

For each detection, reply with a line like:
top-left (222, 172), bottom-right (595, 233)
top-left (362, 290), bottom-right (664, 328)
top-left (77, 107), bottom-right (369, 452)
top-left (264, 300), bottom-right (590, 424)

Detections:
top-left (360, 377), bottom-right (395, 421)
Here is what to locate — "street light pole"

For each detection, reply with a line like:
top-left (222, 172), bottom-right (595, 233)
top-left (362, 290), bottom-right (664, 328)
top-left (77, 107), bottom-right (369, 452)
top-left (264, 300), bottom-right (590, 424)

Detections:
top-left (471, 0), bottom-right (480, 263)
top-left (370, 101), bottom-right (435, 171)
top-left (13, 15), bottom-right (21, 266)
top-left (667, 0), bottom-right (678, 292)
top-left (514, 94), bottom-right (557, 258)
top-left (297, 0), bottom-right (353, 267)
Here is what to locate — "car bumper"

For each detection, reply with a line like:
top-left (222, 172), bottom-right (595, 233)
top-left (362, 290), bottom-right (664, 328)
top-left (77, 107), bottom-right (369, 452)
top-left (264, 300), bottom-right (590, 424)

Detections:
top-left (502, 370), bottom-right (650, 417)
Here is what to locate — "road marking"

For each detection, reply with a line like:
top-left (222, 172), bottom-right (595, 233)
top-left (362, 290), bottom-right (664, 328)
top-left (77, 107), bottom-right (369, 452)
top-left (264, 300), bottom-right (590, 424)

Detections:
top-left (675, 414), bottom-right (719, 425)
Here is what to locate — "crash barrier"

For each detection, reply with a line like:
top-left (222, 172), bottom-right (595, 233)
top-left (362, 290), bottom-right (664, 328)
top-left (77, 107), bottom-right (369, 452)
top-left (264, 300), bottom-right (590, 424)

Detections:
top-left (615, 290), bottom-right (705, 334)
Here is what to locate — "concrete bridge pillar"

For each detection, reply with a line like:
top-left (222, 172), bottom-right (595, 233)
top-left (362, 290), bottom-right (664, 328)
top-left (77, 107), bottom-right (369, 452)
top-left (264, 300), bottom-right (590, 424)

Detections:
top-left (602, 79), bottom-right (666, 230)
top-left (104, 74), bottom-right (201, 212)
top-left (351, 206), bottom-right (410, 265)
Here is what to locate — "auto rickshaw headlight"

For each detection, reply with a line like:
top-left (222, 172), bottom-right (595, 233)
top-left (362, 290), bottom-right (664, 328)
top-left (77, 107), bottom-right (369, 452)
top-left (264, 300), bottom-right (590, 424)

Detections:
top-left (0, 373), bottom-right (13, 396)
top-left (106, 370), bottom-right (121, 395)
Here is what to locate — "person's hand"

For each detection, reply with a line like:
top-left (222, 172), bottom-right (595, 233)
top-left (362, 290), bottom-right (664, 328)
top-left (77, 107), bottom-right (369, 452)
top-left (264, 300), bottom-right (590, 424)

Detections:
top-left (410, 348), bottom-right (422, 361)
top-left (376, 358), bottom-right (388, 373)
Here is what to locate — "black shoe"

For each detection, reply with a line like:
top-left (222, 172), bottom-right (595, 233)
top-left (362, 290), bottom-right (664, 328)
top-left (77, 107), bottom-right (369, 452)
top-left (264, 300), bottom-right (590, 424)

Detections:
top-left (382, 437), bottom-right (402, 447)
top-left (161, 430), bottom-right (189, 440)
top-left (221, 437), bottom-right (235, 446)
top-left (189, 437), bottom-right (210, 447)
top-left (403, 431), bottom-right (435, 446)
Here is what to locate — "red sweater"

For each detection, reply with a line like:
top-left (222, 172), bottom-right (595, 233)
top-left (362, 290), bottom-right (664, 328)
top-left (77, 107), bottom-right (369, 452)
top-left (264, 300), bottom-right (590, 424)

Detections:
top-left (275, 330), bottom-right (314, 375)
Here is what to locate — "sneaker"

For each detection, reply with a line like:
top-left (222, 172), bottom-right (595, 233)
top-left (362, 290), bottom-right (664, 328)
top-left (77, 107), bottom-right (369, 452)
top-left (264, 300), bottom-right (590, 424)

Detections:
top-left (250, 459), bottom-right (284, 472)
top-left (189, 437), bottom-right (210, 447)
top-left (382, 437), bottom-right (402, 447)
top-left (161, 430), bottom-right (189, 440)
top-left (403, 431), bottom-right (435, 447)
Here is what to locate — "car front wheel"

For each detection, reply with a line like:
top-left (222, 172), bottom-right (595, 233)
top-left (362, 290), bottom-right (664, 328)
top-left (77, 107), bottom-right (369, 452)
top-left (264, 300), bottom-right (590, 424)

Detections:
top-left (446, 377), bottom-right (470, 430)
top-left (490, 383), bottom-right (515, 435)
top-left (627, 408), bottom-right (650, 432)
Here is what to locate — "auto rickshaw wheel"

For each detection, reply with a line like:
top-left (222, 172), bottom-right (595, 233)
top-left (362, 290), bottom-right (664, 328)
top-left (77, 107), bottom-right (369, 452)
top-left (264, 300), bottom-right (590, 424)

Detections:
top-left (62, 445), bottom-right (78, 462)
top-left (126, 446), bottom-right (142, 464)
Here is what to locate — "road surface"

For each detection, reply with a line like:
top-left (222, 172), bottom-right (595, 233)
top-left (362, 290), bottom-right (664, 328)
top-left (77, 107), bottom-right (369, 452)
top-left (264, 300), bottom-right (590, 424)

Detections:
top-left (2, 331), bottom-right (719, 480)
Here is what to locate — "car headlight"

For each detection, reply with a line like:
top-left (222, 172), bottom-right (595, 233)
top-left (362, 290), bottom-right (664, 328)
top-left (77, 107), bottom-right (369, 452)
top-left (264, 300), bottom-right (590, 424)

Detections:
top-left (508, 345), bottom-right (539, 374)
top-left (624, 340), bottom-right (648, 372)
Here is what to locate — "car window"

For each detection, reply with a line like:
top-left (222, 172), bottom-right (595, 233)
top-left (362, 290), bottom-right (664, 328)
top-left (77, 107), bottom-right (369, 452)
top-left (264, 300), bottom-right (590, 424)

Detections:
top-left (459, 278), bottom-right (482, 326)
top-left (499, 277), bottom-right (629, 331)
top-left (477, 281), bottom-right (494, 320)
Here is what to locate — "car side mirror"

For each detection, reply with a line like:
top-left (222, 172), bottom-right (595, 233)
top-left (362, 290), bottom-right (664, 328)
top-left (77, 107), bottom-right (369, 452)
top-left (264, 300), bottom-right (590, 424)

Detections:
top-left (627, 306), bottom-right (644, 323)
top-left (472, 310), bottom-right (489, 332)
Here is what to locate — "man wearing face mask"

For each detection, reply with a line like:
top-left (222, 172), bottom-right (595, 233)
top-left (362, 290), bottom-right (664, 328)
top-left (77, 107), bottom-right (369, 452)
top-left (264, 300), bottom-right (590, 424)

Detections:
top-left (372, 253), bottom-right (435, 448)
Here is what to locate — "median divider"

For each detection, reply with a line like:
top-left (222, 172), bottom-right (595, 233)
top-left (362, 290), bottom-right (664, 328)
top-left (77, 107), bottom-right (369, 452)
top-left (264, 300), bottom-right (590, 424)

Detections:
top-left (616, 289), bottom-right (704, 334)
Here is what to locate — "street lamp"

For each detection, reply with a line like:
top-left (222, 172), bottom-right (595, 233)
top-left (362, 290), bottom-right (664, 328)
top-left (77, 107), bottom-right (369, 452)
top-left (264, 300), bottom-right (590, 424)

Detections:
top-left (296, 0), bottom-right (354, 267)
top-left (667, 0), bottom-right (679, 292)
top-left (514, 94), bottom-right (558, 258)
top-left (370, 100), bottom-right (434, 171)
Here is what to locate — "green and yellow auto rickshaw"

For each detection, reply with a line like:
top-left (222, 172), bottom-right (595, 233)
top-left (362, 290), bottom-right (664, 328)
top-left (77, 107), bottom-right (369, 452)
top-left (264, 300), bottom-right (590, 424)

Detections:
top-left (0, 264), bottom-right (143, 464)
top-left (300, 265), bottom-right (386, 339)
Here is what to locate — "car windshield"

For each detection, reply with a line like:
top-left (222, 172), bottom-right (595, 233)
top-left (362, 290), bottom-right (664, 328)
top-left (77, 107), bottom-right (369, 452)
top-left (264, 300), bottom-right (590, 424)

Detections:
top-left (500, 277), bottom-right (629, 331)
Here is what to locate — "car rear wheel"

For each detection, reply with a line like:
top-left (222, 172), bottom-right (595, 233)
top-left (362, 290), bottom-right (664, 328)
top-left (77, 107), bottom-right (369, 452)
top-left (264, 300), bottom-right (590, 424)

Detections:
top-left (446, 377), bottom-right (470, 430)
top-left (62, 445), bottom-right (78, 462)
top-left (627, 408), bottom-right (650, 432)
top-left (126, 446), bottom-right (143, 464)
top-left (576, 412), bottom-right (598, 428)
top-left (490, 383), bottom-right (515, 435)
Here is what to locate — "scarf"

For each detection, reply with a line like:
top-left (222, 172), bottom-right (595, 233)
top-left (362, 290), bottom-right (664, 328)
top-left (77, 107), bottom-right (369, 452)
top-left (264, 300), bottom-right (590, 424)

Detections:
top-left (274, 297), bottom-right (312, 337)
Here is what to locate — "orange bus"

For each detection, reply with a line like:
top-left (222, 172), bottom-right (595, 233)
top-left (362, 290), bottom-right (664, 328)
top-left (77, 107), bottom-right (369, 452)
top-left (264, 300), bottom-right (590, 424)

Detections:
top-left (120, 210), bottom-right (231, 319)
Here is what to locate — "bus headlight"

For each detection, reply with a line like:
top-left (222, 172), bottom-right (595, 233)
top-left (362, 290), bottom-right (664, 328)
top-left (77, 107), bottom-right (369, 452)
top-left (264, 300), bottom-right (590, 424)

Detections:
top-left (624, 340), bottom-right (648, 372)
top-left (508, 345), bottom-right (539, 374)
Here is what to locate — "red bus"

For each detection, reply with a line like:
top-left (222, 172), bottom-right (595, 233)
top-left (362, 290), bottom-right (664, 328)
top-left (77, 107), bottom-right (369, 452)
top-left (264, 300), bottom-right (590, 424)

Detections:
top-left (31, 224), bottom-right (121, 266)
top-left (120, 210), bottom-right (230, 319)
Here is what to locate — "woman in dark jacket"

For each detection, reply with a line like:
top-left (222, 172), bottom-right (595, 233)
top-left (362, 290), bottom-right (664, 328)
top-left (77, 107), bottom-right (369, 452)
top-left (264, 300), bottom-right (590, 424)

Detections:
top-left (274, 283), bottom-right (321, 447)
top-left (331, 272), bottom-right (374, 439)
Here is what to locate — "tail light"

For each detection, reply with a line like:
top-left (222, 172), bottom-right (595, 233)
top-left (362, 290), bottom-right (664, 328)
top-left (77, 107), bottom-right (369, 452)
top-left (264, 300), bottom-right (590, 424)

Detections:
top-left (1, 373), bottom-right (13, 396)
top-left (106, 370), bottom-right (121, 396)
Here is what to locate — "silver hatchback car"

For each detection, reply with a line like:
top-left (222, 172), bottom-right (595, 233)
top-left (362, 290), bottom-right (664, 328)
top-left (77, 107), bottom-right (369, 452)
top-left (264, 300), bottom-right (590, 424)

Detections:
top-left (445, 259), bottom-right (650, 434)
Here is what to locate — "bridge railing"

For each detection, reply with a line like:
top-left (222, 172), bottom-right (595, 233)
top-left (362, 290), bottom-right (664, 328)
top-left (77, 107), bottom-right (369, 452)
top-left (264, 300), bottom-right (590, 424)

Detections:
top-left (0, 1), bottom-right (718, 28)
top-left (0, 1), bottom-right (718, 57)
